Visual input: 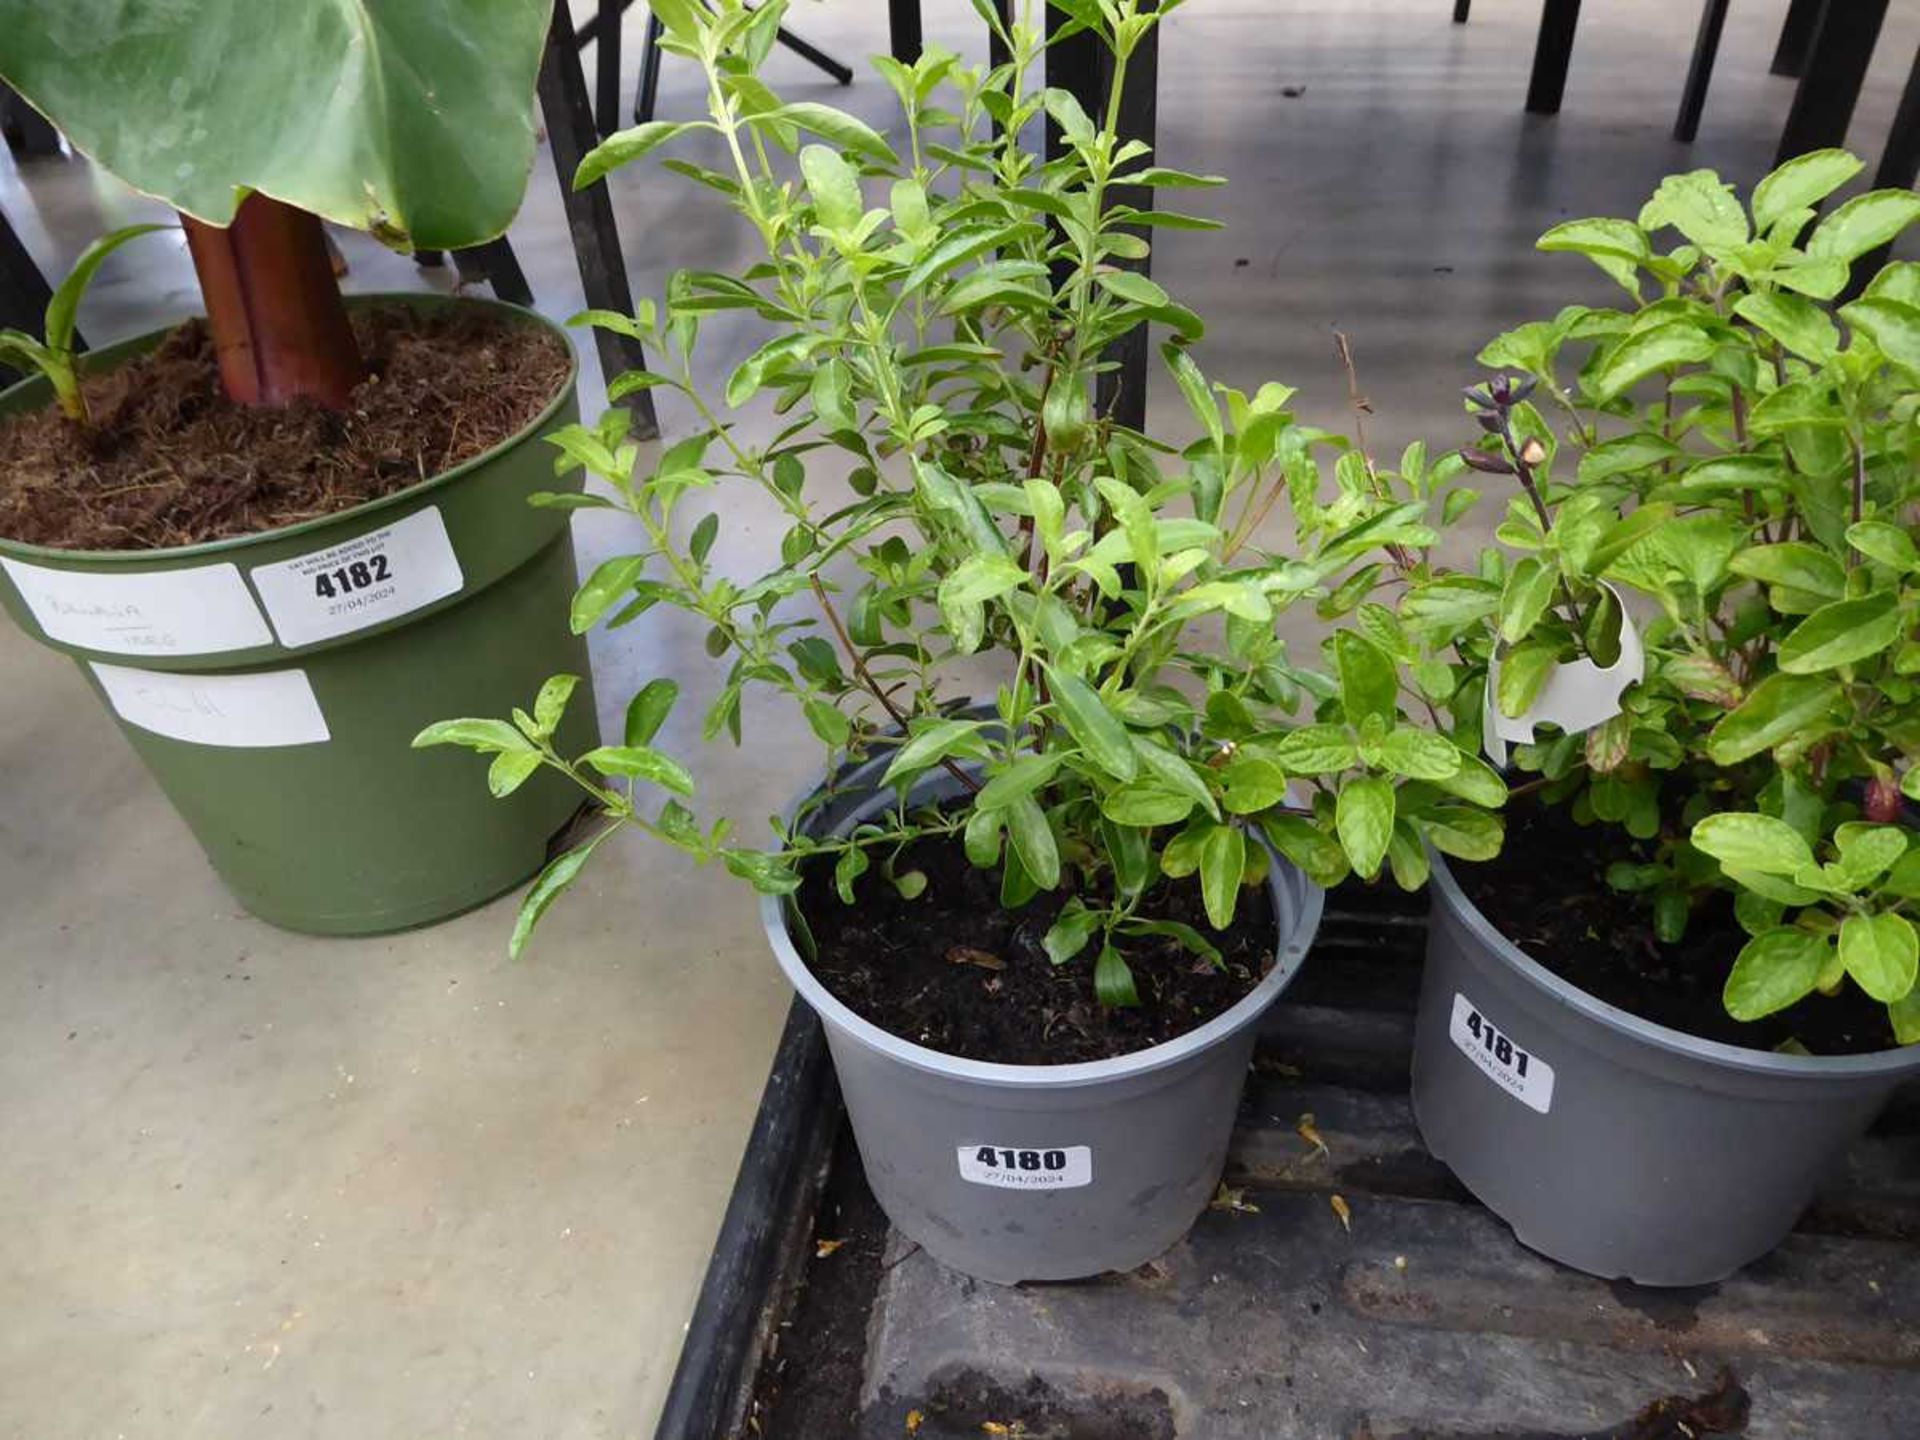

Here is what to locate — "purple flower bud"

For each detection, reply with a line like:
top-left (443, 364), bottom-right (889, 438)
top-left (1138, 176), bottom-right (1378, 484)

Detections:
top-left (1474, 411), bottom-right (1503, 435)
top-left (1511, 376), bottom-right (1539, 404)
top-left (1459, 446), bottom-right (1516, 475)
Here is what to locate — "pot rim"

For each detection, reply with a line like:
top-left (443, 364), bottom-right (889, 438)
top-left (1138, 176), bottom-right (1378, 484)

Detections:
top-left (0, 292), bottom-right (578, 567)
top-left (1430, 851), bottom-right (1920, 1079)
top-left (759, 766), bottom-right (1326, 1090)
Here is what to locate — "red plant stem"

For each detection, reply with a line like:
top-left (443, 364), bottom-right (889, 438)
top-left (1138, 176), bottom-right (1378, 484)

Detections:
top-left (181, 193), bottom-right (363, 408)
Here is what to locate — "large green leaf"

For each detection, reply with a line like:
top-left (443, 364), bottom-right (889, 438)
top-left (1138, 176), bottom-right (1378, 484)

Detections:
top-left (0, 0), bottom-right (551, 249)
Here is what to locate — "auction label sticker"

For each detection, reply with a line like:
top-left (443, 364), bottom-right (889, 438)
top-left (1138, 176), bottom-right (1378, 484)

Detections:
top-left (957, 1144), bottom-right (1093, 1191)
top-left (1, 557), bottom-right (271, 656)
top-left (1449, 992), bottom-right (1555, 1115)
top-left (91, 662), bottom-right (330, 748)
top-left (250, 508), bottom-right (464, 648)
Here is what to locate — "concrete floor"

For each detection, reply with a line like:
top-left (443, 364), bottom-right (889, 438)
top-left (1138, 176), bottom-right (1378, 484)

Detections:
top-left (3, 2), bottom-right (1917, 1436)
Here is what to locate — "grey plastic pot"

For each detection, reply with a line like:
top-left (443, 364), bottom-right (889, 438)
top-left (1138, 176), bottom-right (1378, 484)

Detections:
top-left (761, 758), bottom-right (1325, 1285)
top-left (1413, 854), bottom-right (1920, 1286)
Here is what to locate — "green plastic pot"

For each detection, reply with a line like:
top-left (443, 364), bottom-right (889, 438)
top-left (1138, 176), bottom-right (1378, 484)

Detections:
top-left (0, 294), bottom-right (595, 935)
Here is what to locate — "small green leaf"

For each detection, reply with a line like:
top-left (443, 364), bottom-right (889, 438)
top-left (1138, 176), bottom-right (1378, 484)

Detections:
top-left (764, 102), bottom-right (897, 162)
top-left (510, 831), bottom-right (609, 961)
top-left (1707, 674), bottom-right (1838, 764)
top-left (802, 699), bottom-right (851, 747)
top-left (1734, 290), bottom-right (1838, 362)
top-left (1499, 557), bottom-right (1558, 643)
top-left (571, 555), bottom-right (647, 634)
top-left (1840, 913), bottom-right (1920, 1004)
top-left (574, 121), bottom-right (694, 190)
top-left (1259, 814), bottom-right (1352, 889)
top-left (1044, 899), bottom-right (1102, 965)
top-left (487, 749), bottom-right (543, 798)
top-left (1100, 784), bottom-right (1195, 827)
top-left (533, 674), bottom-right (580, 737)
top-left (1006, 796), bottom-right (1060, 890)
top-left (1496, 643), bottom-right (1559, 720)
top-left (1809, 189), bottom-right (1920, 264)
top-left (1272, 725), bottom-right (1360, 775)
top-left (1777, 592), bottom-right (1902, 674)
top-left (580, 744), bottom-right (695, 795)
top-left (976, 752), bottom-right (1064, 810)
top-left (1374, 729), bottom-right (1462, 781)
top-left (1335, 774), bottom-right (1395, 881)
top-left (880, 718), bottom-right (987, 789)
top-left (1095, 269), bottom-right (1170, 308)
top-left (1199, 824), bottom-right (1247, 931)
top-left (1589, 322), bottom-right (1715, 402)
top-left (1094, 943), bottom-right (1140, 1008)
top-left (1846, 521), bottom-right (1918, 572)
top-left (1334, 631), bottom-right (1399, 726)
top-left (412, 718), bottom-right (534, 754)
top-left (1691, 813), bottom-right (1815, 876)
top-left (1724, 928), bottom-right (1828, 1021)
top-left (834, 846), bottom-right (869, 904)
top-left (799, 143), bottom-right (862, 231)
top-left (1048, 669), bottom-right (1137, 782)
top-left (1220, 756), bottom-right (1289, 815)
top-left (624, 679), bottom-right (680, 747)
top-left (1753, 149), bottom-right (1863, 233)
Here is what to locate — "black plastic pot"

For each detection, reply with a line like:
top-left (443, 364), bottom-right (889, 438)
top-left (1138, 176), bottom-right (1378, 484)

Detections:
top-left (1413, 854), bottom-right (1920, 1286)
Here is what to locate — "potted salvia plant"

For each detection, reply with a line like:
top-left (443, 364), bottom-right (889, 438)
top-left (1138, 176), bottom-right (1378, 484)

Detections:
top-left (1396, 151), bottom-right (1920, 1285)
top-left (0, 1), bottom-right (594, 933)
top-left (421, 0), bottom-right (1504, 1283)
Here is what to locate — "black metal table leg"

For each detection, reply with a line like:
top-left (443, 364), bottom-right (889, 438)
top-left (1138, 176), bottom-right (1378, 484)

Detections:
top-left (1776, 0), bottom-right (1891, 165)
top-left (635, 13), bottom-right (664, 125)
top-left (771, 25), bottom-right (854, 86)
top-left (988, 0), bottom-right (1014, 73)
top-left (1772, 0), bottom-right (1827, 79)
top-left (538, 6), bottom-right (660, 436)
top-left (889, 0), bottom-right (924, 65)
top-left (1043, 4), bottom-right (1155, 430)
top-left (1, 85), bottom-right (60, 157)
top-left (1526, 0), bottom-right (1582, 115)
top-left (1097, 12), bottom-right (1157, 433)
top-left (595, 0), bottom-right (625, 140)
top-left (1453, 0), bottom-right (1472, 23)
top-left (1674, 0), bottom-right (1731, 142)
top-left (451, 237), bottom-right (535, 308)
top-left (0, 208), bottom-right (69, 385)
top-left (1848, 45), bottom-right (1920, 294)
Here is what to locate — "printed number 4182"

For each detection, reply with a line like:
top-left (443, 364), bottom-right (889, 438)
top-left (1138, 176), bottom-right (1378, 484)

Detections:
top-left (314, 554), bottom-right (391, 600)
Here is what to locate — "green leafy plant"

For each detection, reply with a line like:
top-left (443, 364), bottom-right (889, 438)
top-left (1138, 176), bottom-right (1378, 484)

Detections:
top-left (0, 223), bottom-right (165, 422)
top-left (1450, 150), bottom-right (1920, 1040)
top-left (418, 0), bottom-right (1505, 994)
top-left (0, 1), bottom-right (550, 409)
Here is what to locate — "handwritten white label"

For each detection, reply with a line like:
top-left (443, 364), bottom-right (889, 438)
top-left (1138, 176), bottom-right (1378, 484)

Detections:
top-left (91, 662), bottom-right (329, 748)
top-left (1449, 992), bottom-right (1555, 1115)
top-left (2, 557), bottom-right (271, 656)
top-left (956, 1144), bottom-right (1093, 1191)
top-left (249, 508), bottom-right (464, 648)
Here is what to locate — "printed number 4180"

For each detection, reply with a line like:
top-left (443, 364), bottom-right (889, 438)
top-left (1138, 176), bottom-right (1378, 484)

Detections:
top-left (974, 1146), bottom-right (1068, 1173)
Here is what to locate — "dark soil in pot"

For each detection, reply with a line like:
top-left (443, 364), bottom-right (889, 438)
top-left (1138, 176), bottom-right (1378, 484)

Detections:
top-left (798, 825), bottom-right (1277, 1065)
top-left (1454, 798), bottom-right (1896, 1055)
top-left (0, 303), bottom-right (569, 550)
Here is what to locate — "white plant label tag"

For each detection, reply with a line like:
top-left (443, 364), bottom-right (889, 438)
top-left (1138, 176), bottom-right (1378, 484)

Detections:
top-left (957, 1143), bottom-right (1093, 1191)
top-left (249, 507), bottom-right (464, 648)
top-left (1449, 992), bottom-right (1554, 1115)
top-left (91, 662), bottom-right (330, 749)
top-left (1482, 583), bottom-right (1644, 767)
top-left (1, 557), bottom-right (271, 656)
